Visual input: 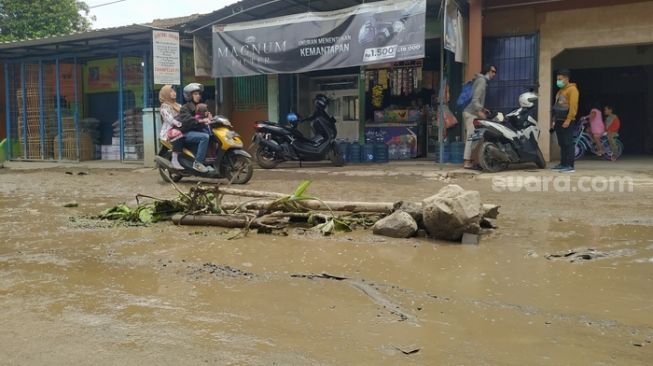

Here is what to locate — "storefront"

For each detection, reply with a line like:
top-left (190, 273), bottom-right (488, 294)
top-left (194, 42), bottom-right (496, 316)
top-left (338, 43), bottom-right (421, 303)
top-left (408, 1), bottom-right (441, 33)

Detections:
top-left (0, 23), bottom-right (213, 163)
top-left (187, 0), bottom-right (467, 162)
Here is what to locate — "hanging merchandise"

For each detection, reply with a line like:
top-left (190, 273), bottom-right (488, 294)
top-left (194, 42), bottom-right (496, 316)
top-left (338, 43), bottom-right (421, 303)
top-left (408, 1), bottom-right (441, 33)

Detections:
top-left (379, 70), bottom-right (388, 89)
top-left (415, 67), bottom-right (421, 90)
top-left (372, 84), bottom-right (384, 108)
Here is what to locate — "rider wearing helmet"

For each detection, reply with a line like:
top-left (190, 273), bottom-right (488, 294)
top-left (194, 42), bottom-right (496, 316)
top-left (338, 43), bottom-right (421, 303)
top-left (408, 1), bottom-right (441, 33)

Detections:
top-left (176, 83), bottom-right (213, 173)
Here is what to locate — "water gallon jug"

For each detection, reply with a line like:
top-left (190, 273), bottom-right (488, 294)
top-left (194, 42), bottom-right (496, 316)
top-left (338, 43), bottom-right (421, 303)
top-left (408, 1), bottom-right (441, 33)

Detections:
top-left (337, 140), bottom-right (351, 163)
top-left (434, 142), bottom-right (451, 163)
top-left (374, 141), bottom-right (389, 163)
top-left (349, 142), bottom-right (361, 163)
top-left (398, 143), bottom-right (410, 160)
top-left (362, 142), bottom-right (375, 163)
top-left (388, 142), bottom-right (399, 160)
top-left (450, 141), bottom-right (465, 164)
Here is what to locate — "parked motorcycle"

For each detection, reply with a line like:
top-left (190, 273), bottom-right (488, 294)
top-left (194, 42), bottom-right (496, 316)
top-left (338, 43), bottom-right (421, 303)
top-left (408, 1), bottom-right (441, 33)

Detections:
top-left (252, 94), bottom-right (344, 169)
top-left (469, 92), bottom-right (546, 172)
top-left (574, 116), bottom-right (623, 161)
top-left (155, 115), bottom-right (254, 184)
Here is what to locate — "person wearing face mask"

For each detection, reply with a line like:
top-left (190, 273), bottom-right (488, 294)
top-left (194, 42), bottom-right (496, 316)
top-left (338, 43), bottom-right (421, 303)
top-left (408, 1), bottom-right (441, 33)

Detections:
top-left (551, 69), bottom-right (579, 173)
top-left (462, 64), bottom-right (497, 169)
top-left (176, 83), bottom-right (213, 173)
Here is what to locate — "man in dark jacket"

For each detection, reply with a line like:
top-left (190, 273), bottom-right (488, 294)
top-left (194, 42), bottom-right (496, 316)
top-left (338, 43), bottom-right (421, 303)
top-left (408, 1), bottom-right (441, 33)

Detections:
top-left (178, 83), bottom-right (213, 173)
top-left (462, 65), bottom-right (497, 168)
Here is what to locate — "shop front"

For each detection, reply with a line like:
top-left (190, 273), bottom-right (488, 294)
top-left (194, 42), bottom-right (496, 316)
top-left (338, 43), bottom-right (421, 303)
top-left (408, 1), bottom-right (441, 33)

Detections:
top-left (0, 25), bottom-right (195, 164)
top-left (189, 0), bottom-right (466, 163)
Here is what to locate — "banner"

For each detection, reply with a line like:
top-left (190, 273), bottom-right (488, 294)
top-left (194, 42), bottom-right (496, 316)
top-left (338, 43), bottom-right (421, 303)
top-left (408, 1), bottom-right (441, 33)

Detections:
top-left (153, 30), bottom-right (180, 85)
top-left (211, 0), bottom-right (426, 77)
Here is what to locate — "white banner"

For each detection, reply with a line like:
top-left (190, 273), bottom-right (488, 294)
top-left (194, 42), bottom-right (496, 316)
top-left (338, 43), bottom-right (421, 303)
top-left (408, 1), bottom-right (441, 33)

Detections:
top-left (153, 30), bottom-right (180, 85)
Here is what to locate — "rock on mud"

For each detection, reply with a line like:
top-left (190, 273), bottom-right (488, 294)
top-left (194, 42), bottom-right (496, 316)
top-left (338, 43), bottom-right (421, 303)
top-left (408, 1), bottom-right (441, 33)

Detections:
top-left (393, 201), bottom-right (423, 226)
top-left (373, 211), bottom-right (418, 238)
top-left (422, 185), bottom-right (482, 241)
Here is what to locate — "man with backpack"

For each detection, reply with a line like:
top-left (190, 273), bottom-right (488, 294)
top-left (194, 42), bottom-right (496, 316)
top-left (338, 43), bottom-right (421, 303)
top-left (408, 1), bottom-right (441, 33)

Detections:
top-left (461, 65), bottom-right (497, 169)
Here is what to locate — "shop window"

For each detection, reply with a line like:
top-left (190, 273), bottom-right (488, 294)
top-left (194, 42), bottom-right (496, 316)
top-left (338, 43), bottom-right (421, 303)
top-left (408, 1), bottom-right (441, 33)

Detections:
top-left (234, 75), bottom-right (267, 111)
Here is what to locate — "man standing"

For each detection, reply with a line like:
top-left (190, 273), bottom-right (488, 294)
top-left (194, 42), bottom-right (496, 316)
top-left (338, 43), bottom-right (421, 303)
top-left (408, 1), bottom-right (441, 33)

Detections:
top-left (551, 69), bottom-right (580, 173)
top-left (463, 65), bottom-right (497, 169)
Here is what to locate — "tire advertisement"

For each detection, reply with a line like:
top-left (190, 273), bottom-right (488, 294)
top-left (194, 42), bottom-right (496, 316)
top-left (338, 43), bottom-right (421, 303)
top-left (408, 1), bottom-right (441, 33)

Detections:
top-left (211, 0), bottom-right (426, 77)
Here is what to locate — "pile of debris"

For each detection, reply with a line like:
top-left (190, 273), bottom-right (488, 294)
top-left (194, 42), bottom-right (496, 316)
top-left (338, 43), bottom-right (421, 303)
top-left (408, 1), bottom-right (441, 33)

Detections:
top-left (97, 182), bottom-right (499, 243)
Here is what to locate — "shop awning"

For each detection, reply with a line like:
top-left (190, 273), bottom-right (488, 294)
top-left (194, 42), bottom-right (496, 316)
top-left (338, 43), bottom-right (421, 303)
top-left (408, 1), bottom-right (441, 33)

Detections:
top-left (0, 24), bottom-right (169, 61)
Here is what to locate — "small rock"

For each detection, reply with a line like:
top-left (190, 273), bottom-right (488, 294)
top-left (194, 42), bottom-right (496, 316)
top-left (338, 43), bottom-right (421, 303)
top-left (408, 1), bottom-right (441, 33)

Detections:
top-left (461, 233), bottom-right (480, 245)
top-left (63, 202), bottom-right (79, 208)
top-left (481, 204), bottom-right (500, 219)
top-left (65, 171), bottom-right (73, 175)
top-left (393, 201), bottom-right (423, 225)
top-left (77, 172), bottom-right (88, 176)
top-left (480, 217), bottom-right (498, 229)
top-left (373, 211), bottom-right (418, 239)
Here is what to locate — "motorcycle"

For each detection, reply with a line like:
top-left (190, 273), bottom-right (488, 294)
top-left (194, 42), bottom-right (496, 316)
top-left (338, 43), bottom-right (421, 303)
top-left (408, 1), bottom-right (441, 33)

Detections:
top-left (469, 92), bottom-right (546, 172)
top-left (251, 95), bottom-right (344, 169)
top-left (574, 117), bottom-right (624, 161)
top-left (155, 115), bottom-right (254, 184)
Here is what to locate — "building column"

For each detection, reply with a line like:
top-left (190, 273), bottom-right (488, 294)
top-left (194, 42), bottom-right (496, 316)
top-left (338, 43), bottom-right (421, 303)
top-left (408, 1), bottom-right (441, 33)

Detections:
top-left (466, 0), bottom-right (483, 80)
top-left (267, 74), bottom-right (279, 122)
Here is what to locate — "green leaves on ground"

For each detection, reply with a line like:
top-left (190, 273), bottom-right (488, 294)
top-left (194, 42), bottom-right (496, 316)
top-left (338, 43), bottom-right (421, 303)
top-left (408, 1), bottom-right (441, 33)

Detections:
top-left (99, 199), bottom-right (185, 224)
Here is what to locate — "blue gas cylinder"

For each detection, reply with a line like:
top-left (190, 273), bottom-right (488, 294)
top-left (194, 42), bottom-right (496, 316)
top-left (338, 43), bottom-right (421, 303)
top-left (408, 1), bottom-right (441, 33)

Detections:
top-left (374, 142), bottom-right (389, 163)
top-left (337, 140), bottom-right (351, 163)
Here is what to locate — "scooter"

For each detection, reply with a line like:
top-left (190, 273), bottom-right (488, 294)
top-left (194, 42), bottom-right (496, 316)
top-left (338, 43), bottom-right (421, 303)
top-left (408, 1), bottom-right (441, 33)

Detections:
top-left (574, 117), bottom-right (624, 161)
top-left (469, 92), bottom-right (546, 172)
top-left (155, 115), bottom-right (254, 184)
top-left (251, 95), bottom-right (344, 169)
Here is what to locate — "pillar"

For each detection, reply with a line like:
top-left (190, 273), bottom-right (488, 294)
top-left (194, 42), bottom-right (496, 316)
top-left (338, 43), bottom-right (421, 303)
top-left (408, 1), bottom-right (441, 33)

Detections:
top-left (466, 0), bottom-right (483, 80)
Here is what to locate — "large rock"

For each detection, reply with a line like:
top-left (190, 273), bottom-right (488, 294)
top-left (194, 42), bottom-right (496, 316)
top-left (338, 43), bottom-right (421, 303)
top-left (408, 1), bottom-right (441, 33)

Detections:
top-left (373, 211), bottom-right (418, 239)
top-left (422, 184), bottom-right (482, 241)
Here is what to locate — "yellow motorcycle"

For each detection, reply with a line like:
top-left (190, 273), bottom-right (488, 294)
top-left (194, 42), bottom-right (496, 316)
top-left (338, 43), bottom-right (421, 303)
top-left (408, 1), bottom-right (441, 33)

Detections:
top-left (155, 116), bottom-right (253, 184)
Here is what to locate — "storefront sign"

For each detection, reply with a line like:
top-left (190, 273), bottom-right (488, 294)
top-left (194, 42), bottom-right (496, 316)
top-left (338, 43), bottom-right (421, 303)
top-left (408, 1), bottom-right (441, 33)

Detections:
top-left (211, 0), bottom-right (426, 77)
top-left (153, 30), bottom-right (181, 85)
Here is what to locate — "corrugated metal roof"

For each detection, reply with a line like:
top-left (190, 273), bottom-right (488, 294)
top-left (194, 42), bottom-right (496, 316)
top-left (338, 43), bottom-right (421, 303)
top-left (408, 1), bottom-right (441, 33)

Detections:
top-left (0, 24), bottom-right (161, 50)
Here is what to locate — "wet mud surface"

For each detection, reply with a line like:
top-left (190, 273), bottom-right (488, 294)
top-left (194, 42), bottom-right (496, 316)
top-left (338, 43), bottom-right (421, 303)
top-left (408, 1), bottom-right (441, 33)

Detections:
top-left (1, 165), bottom-right (653, 365)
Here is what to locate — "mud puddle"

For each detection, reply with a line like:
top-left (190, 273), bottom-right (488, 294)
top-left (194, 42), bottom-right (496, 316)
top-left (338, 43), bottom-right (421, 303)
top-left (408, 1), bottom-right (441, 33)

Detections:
top-left (2, 168), bottom-right (653, 364)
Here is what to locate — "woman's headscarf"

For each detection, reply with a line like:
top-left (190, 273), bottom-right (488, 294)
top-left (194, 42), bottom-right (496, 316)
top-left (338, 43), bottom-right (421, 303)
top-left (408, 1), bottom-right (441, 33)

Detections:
top-left (159, 85), bottom-right (181, 113)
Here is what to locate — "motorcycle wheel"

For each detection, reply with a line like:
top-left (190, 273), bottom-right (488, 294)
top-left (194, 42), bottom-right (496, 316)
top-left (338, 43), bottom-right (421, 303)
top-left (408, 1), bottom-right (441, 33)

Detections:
top-left (535, 148), bottom-right (547, 169)
top-left (328, 146), bottom-right (345, 167)
top-left (256, 146), bottom-right (282, 169)
top-left (158, 166), bottom-right (183, 183)
top-left (223, 153), bottom-right (254, 185)
top-left (477, 142), bottom-right (507, 173)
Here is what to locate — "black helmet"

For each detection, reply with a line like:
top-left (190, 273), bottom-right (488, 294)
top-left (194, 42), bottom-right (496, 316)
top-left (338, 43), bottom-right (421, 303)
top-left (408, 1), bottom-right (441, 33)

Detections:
top-left (183, 83), bottom-right (204, 101)
top-left (314, 94), bottom-right (329, 111)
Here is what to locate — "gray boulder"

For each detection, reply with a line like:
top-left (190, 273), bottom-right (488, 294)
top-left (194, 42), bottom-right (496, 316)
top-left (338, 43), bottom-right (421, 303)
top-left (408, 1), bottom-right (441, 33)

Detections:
top-left (422, 184), bottom-right (482, 241)
top-left (373, 211), bottom-right (418, 239)
top-left (393, 201), bottom-right (423, 226)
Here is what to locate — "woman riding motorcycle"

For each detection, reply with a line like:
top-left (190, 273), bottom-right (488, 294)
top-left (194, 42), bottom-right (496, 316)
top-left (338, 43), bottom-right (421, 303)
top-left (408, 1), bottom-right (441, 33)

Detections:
top-left (175, 83), bottom-right (213, 173)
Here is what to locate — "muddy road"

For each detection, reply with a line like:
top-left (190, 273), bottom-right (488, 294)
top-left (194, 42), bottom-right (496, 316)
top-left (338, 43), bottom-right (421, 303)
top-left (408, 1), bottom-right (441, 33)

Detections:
top-left (1, 163), bottom-right (653, 365)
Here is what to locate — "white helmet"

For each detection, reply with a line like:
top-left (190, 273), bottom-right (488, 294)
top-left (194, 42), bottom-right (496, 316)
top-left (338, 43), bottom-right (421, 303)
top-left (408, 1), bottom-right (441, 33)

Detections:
top-left (183, 83), bottom-right (204, 101)
top-left (519, 92), bottom-right (538, 108)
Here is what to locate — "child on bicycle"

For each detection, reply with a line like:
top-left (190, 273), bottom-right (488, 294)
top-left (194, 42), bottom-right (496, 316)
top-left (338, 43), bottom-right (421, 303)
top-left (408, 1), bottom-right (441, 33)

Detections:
top-left (604, 104), bottom-right (621, 161)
